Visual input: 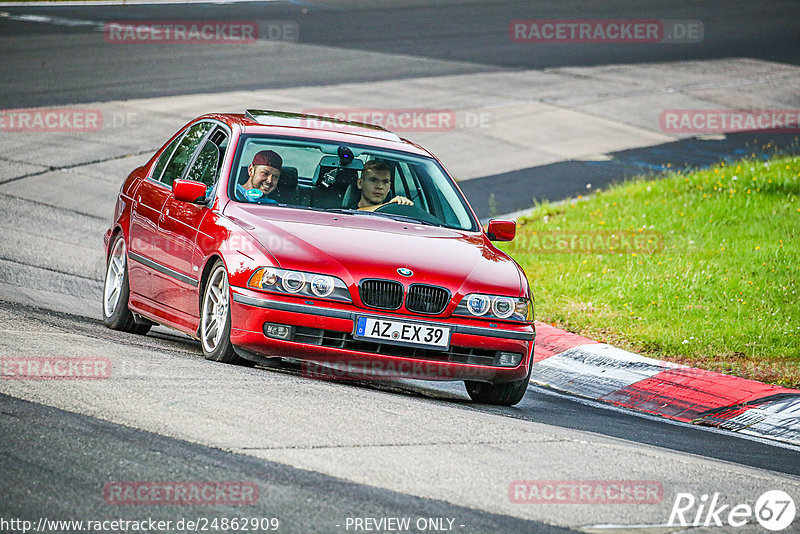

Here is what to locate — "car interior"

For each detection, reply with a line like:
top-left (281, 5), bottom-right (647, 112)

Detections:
top-left (150, 124), bottom-right (474, 230)
top-left (224, 138), bottom-right (477, 231)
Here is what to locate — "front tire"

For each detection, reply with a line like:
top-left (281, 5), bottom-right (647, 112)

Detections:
top-left (200, 261), bottom-right (253, 366)
top-left (464, 357), bottom-right (532, 406)
top-left (102, 235), bottom-right (151, 335)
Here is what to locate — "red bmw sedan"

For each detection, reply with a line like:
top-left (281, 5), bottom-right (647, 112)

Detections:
top-left (103, 110), bottom-right (535, 405)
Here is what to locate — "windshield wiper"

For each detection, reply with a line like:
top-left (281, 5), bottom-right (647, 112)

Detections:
top-left (289, 206), bottom-right (448, 228)
top-left (287, 205), bottom-right (354, 215)
top-left (371, 212), bottom-right (446, 228)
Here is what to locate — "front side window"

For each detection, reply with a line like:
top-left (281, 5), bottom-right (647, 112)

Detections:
top-left (185, 128), bottom-right (228, 189)
top-left (230, 135), bottom-right (479, 231)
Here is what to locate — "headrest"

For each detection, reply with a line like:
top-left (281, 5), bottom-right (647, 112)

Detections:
top-left (278, 166), bottom-right (298, 191)
top-left (342, 183), bottom-right (360, 209)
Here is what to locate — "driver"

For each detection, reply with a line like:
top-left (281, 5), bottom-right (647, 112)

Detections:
top-left (356, 160), bottom-right (413, 211)
top-left (237, 150), bottom-right (282, 204)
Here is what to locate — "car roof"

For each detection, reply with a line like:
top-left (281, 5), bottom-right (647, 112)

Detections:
top-left (203, 110), bottom-right (432, 157)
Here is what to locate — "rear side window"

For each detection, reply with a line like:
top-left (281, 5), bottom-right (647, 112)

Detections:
top-left (159, 122), bottom-right (213, 186)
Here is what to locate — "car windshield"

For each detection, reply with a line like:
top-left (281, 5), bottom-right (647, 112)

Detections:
top-left (229, 135), bottom-right (479, 231)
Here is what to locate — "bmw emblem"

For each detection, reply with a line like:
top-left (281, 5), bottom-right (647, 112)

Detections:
top-left (397, 268), bottom-right (413, 277)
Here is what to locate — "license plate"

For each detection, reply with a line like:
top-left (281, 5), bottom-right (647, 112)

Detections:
top-left (354, 317), bottom-right (450, 350)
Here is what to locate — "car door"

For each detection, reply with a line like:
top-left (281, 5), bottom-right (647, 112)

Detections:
top-left (128, 129), bottom-right (186, 302)
top-left (158, 125), bottom-right (229, 318)
top-left (130, 121), bottom-right (213, 308)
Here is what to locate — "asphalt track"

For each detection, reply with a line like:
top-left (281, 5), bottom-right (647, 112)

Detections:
top-left (1, 393), bottom-right (571, 534)
top-left (1, 0), bottom-right (800, 107)
top-left (2, 299), bottom-right (800, 532)
top-left (1, 1), bottom-right (800, 532)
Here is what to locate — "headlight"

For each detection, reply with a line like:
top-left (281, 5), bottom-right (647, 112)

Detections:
top-left (454, 294), bottom-right (532, 322)
top-left (466, 294), bottom-right (491, 316)
top-left (492, 297), bottom-right (515, 318)
top-left (248, 267), bottom-right (351, 302)
top-left (310, 275), bottom-right (335, 297)
top-left (281, 271), bottom-right (305, 293)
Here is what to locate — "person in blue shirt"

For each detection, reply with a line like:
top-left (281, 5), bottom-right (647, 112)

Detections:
top-left (236, 150), bottom-right (282, 204)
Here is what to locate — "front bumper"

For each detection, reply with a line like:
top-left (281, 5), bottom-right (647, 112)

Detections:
top-left (229, 286), bottom-right (534, 383)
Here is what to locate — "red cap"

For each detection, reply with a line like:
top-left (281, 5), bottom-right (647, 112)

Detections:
top-left (252, 150), bottom-right (282, 169)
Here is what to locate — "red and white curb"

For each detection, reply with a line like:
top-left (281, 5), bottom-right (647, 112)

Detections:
top-left (531, 323), bottom-right (800, 446)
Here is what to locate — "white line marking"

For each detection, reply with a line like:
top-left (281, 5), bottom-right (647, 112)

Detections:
top-left (531, 384), bottom-right (800, 453)
top-left (0, 12), bottom-right (104, 30)
top-left (0, 0), bottom-right (283, 6)
top-left (582, 524), bottom-right (682, 530)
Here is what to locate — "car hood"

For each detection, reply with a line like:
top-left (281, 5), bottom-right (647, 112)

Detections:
top-left (225, 205), bottom-right (524, 297)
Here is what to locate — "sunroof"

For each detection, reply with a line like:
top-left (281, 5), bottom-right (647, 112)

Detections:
top-left (245, 109), bottom-right (402, 142)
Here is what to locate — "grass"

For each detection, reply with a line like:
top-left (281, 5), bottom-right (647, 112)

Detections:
top-left (500, 151), bottom-right (800, 388)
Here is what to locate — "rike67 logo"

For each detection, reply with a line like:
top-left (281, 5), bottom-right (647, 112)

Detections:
top-left (669, 490), bottom-right (796, 531)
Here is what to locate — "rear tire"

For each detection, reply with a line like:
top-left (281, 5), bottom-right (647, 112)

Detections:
top-left (200, 261), bottom-right (254, 366)
top-left (102, 235), bottom-right (151, 335)
top-left (464, 357), bottom-right (532, 406)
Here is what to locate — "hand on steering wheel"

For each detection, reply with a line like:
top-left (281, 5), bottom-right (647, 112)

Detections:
top-left (387, 195), bottom-right (413, 206)
top-left (360, 196), bottom-right (413, 212)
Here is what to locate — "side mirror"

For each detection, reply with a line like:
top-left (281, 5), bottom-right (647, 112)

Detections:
top-left (173, 179), bottom-right (207, 204)
top-left (486, 219), bottom-right (516, 242)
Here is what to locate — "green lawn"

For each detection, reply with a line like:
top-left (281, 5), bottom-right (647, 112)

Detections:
top-left (501, 152), bottom-right (800, 388)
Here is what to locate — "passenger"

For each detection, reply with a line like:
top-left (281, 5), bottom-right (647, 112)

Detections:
top-left (237, 150), bottom-right (282, 204)
top-left (356, 160), bottom-right (413, 211)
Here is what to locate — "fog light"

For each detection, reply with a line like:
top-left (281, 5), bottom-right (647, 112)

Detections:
top-left (496, 352), bottom-right (523, 367)
top-left (263, 323), bottom-right (292, 340)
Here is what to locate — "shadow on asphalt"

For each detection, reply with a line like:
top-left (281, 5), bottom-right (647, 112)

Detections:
top-left (463, 131), bottom-right (800, 220)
